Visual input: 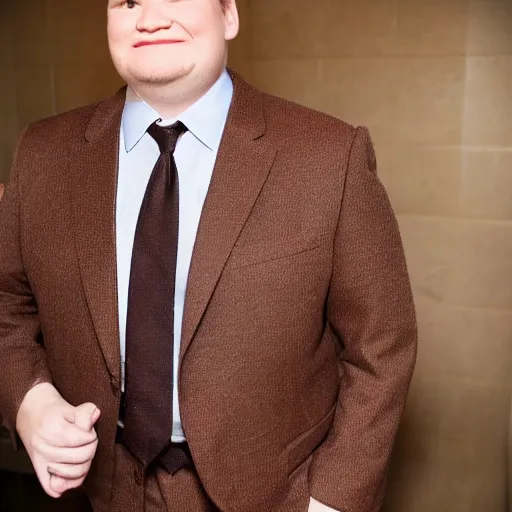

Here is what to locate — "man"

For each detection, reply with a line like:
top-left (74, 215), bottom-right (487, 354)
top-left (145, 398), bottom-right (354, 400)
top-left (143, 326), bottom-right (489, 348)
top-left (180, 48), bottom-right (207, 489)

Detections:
top-left (0, 0), bottom-right (417, 511)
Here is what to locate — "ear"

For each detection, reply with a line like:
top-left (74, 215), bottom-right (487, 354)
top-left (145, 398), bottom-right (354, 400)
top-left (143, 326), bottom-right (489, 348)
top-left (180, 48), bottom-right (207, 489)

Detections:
top-left (223, 0), bottom-right (240, 41)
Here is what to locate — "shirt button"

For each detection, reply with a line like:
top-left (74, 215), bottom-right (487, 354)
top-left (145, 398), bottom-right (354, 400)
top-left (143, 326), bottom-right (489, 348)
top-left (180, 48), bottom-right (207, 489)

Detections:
top-left (133, 466), bottom-right (143, 485)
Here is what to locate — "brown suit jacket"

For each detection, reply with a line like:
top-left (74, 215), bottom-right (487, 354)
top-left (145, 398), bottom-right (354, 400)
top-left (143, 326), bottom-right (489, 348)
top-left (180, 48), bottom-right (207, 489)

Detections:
top-left (0, 72), bottom-right (417, 512)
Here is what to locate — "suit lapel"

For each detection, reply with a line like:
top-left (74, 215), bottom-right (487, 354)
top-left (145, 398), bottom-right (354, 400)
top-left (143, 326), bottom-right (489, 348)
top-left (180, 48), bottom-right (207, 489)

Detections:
top-left (68, 77), bottom-right (275, 379)
top-left (180, 75), bottom-right (277, 364)
top-left (69, 89), bottom-right (126, 383)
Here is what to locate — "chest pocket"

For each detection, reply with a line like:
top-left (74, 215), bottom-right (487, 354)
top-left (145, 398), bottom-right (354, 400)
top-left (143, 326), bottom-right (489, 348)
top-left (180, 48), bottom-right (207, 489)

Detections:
top-left (226, 234), bottom-right (327, 270)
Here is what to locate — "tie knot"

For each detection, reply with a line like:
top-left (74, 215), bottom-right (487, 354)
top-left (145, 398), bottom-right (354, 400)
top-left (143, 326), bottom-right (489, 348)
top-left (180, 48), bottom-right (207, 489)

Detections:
top-left (147, 121), bottom-right (188, 154)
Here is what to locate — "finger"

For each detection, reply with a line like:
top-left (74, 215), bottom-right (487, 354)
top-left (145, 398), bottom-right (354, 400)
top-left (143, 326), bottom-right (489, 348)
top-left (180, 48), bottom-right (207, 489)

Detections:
top-left (49, 473), bottom-right (84, 495)
top-left (39, 440), bottom-right (98, 465)
top-left (45, 478), bottom-right (62, 498)
top-left (73, 403), bottom-right (100, 431)
top-left (43, 421), bottom-right (97, 448)
top-left (39, 406), bottom-right (96, 447)
top-left (33, 464), bottom-right (62, 499)
top-left (91, 407), bottom-right (101, 425)
top-left (61, 401), bottom-right (79, 424)
top-left (47, 460), bottom-right (91, 480)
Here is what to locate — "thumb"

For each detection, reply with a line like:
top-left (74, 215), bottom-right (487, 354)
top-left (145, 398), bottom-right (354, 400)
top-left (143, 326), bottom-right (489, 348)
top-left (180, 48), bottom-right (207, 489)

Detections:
top-left (73, 402), bottom-right (101, 431)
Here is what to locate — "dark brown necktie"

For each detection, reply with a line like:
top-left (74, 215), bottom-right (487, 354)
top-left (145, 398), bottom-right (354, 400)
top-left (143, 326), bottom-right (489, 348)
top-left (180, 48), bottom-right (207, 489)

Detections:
top-left (122, 121), bottom-right (187, 470)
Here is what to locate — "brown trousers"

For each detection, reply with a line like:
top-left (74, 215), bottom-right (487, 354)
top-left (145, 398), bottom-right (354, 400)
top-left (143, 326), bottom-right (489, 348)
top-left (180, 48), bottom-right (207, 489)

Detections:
top-left (109, 445), bottom-right (216, 512)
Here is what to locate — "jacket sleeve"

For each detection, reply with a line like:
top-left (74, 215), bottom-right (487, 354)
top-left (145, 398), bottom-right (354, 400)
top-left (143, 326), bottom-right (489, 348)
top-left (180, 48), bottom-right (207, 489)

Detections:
top-left (0, 128), bottom-right (52, 448)
top-left (308, 126), bottom-right (417, 512)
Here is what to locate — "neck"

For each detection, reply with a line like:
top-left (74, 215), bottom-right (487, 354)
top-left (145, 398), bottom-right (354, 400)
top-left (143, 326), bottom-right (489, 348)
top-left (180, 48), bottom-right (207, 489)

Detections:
top-left (128, 69), bottom-right (225, 120)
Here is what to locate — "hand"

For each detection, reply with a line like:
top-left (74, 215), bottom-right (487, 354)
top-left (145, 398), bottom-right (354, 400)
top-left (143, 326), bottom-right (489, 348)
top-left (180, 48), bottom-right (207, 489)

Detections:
top-left (16, 383), bottom-right (101, 498)
top-left (309, 496), bottom-right (339, 512)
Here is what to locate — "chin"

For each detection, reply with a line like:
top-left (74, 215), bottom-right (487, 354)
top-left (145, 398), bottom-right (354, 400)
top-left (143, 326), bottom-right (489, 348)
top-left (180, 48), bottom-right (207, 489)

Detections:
top-left (129, 63), bottom-right (193, 86)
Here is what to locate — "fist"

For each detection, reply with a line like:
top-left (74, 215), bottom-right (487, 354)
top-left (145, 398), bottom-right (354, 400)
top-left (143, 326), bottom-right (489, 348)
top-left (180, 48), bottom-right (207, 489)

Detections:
top-left (16, 383), bottom-right (101, 498)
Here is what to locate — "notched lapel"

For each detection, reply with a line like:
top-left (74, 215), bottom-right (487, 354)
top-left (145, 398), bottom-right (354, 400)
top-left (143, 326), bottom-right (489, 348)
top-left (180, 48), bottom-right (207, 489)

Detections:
top-left (69, 90), bottom-right (126, 384)
top-left (180, 76), bottom-right (277, 364)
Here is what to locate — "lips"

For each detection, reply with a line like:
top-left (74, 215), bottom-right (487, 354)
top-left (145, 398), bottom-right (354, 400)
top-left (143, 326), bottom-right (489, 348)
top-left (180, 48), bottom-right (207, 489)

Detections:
top-left (133, 40), bottom-right (185, 48)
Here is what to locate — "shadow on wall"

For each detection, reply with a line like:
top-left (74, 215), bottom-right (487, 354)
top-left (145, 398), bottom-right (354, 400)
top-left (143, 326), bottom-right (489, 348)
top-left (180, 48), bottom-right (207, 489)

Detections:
top-left (382, 390), bottom-right (436, 510)
top-left (383, 379), bottom-right (511, 511)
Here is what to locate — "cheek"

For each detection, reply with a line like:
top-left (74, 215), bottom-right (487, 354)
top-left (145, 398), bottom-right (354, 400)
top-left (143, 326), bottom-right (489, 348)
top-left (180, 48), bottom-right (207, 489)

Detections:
top-left (107, 16), bottom-right (133, 49)
top-left (174, 5), bottom-right (224, 39)
top-left (180, 21), bottom-right (226, 60)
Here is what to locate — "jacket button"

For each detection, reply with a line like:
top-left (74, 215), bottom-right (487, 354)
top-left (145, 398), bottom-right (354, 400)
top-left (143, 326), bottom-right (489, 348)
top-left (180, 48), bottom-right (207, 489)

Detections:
top-left (110, 375), bottom-right (120, 391)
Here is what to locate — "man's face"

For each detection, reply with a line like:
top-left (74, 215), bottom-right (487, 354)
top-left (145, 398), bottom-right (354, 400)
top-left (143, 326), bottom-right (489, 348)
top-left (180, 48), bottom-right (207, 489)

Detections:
top-left (107, 0), bottom-right (238, 89)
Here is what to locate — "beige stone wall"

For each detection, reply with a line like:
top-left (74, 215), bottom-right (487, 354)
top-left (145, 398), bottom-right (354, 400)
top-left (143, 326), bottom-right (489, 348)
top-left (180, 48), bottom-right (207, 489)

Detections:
top-left (227, 0), bottom-right (253, 79)
top-left (0, 4), bottom-right (18, 184)
top-left (1, 0), bottom-right (512, 510)
top-left (0, 0), bottom-right (124, 183)
top-left (244, 1), bottom-right (512, 510)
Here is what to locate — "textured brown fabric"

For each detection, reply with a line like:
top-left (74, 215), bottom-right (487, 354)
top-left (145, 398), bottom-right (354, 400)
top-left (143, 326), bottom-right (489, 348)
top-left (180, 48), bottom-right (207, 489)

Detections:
top-left (110, 444), bottom-right (215, 512)
top-left (123, 121), bottom-right (186, 470)
top-left (0, 71), bottom-right (417, 512)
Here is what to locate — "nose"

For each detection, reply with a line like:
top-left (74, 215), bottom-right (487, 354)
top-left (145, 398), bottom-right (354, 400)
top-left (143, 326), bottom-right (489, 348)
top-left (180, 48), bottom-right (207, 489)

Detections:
top-left (136, 2), bottom-right (172, 33)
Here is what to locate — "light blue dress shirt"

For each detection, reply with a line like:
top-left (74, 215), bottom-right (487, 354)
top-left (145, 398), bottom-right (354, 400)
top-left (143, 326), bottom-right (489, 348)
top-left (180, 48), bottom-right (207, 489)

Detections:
top-left (116, 69), bottom-right (233, 442)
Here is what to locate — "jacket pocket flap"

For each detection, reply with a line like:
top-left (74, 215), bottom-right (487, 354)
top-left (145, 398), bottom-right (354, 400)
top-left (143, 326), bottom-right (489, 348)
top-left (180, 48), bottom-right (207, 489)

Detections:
top-left (228, 235), bottom-right (325, 270)
top-left (286, 402), bottom-right (337, 476)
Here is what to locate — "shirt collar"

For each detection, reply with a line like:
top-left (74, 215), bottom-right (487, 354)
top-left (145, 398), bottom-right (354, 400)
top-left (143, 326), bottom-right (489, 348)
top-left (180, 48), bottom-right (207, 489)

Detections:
top-left (121, 68), bottom-right (233, 153)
